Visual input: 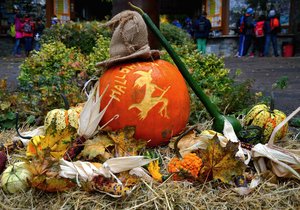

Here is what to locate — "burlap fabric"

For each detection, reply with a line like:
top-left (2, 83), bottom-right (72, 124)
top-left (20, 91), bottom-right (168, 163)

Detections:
top-left (96, 10), bottom-right (160, 68)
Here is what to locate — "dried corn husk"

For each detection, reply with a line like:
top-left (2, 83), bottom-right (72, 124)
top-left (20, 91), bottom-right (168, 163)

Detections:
top-left (78, 81), bottom-right (118, 139)
top-left (176, 129), bottom-right (229, 156)
top-left (233, 175), bottom-right (261, 195)
top-left (59, 156), bottom-right (155, 184)
top-left (252, 107), bottom-right (300, 179)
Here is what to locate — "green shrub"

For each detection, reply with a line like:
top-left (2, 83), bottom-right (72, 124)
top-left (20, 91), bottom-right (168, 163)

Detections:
top-left (0, 84), bottom-right (18, 130)
top-left (0, 80), bottom-right (35, 130)
top-left (42, 21), bottom-right (111, 54)
top-left (160, 22), bottom-right (194, 46)
top-left (18, 42), bottom-right (87, 119)
top-left (86, 34), bottom-right (110, 74)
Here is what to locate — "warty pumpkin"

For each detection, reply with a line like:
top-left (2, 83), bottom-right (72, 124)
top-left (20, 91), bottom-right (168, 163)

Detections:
top-left (99, 59), bottom-right (190, 147)
top-left (243, 104), bottom-right (288, 143)
top-left (44, 103), bottom-right (82, 136)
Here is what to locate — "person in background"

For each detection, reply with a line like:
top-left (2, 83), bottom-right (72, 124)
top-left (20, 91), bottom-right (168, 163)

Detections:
top-left (12, 9), bottom-right (23, 57)
top-left (22, 14), bottom-right (35, 57)
top-left (264, 10), bottom-right (280, 57)
top-left (51, 15), bottom-right (59, 25)
top-left (254, 14), bottom-right (266, 57)
top-left (183, 17), bottom-right (194, 37)
top-left (236, 8), bottom-right (255, 57)
top-left (172, 19), bottom-right (182, 29)
top-left (34, 17), bottom-right (45, 51)
top-left (193, 11), bottom-right (212, 54)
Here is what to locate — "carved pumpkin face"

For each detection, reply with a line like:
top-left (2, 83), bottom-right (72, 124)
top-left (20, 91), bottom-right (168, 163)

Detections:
top-left (99, 59), bottom-right (190, 147)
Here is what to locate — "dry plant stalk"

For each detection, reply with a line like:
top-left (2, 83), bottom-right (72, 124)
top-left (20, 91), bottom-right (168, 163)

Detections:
top-left (252, 107), bottom-right (300, 179)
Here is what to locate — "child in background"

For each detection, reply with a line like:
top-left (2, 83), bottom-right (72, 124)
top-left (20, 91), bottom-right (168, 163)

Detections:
top-left (264, 10), bottom-right (280, 57)
top-left (254, 15), bottom-right (266, 57)
top-left (12, 11), bottom-right (23, 57)
top-left (34, 17), bottom-right (45, 51)
top-left (22, 14), bottom-right (35, 57)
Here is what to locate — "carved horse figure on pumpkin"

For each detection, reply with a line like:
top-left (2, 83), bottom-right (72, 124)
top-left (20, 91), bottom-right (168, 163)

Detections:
top-left (128, 69), bottom-right (170, 120)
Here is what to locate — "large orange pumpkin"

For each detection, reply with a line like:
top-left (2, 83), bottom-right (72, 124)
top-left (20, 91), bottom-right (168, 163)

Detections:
top-left (99, 59), bottom-right (190, 147)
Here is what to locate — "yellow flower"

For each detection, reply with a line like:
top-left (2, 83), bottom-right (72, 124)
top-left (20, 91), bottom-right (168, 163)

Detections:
top-left (148, 160), bottom-right (163, 182)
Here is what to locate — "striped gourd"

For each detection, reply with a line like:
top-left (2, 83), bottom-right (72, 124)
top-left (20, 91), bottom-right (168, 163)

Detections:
top-left (244, 104), bottom-right (288, 144)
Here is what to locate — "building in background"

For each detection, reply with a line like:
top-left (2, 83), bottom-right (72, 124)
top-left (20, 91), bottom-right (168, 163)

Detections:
top-left (0, 0), bottom-right (299, 55)
top-left (201, 0), bottom-right (299, 56)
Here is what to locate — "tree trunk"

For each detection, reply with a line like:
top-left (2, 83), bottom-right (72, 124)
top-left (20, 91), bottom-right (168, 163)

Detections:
top-left (112, 0), bottom-right (160, 50)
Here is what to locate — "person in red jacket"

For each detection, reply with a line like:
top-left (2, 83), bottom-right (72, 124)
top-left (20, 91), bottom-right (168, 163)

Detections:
top-left (22, 14), bottom-right (35, 57)
top-left (254, 15), bottom-right (266, 57)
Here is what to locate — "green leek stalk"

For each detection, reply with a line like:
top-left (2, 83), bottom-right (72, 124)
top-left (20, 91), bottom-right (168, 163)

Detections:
top-left (129, 3), bottom-right (242, 133)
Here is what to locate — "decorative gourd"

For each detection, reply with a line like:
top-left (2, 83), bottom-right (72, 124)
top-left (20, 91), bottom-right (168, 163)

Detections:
top-left (243, 104), bottom-right (288, 143)
top-left (1, 162), bottom-right (32, 194)
top-left (99, 59), bottom-right (190, 147)
top-left (26, 100), bottom-right (83, 159)
top-left (44, 104), bottom-right (82, 136)
top-left (168, 153), bottom-right (202, 181)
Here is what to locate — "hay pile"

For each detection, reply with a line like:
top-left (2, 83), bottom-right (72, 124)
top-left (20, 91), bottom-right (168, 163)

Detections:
top-left (0, 127), bottom-right (300, 210)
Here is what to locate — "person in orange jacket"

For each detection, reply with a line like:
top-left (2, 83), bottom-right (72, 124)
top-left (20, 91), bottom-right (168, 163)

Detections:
top-left (22, 14), bottom-right (35, 57)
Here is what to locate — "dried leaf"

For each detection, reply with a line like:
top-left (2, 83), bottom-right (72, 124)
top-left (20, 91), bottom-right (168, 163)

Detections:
top-left (198, 135), bottom-right (246, 183)
top-left (81, 134), bottom-right (114, 160)
top-left (30, 175), bottom-right (75, 192)
top-left (27, 152), bottom-right (76, 192)
top-left (108, 126), bottom-right (147, 156)
top-left (26, 130), bottom-right (72, 159)
top-left (169, 130), bottom-right (228, 157)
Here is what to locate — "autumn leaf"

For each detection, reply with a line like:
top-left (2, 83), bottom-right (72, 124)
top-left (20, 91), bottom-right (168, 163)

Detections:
top-left (80, 134), bottom-right (114, 160)
top-left (30, 175), bottom-right (75, 192)
top-left (26, 130), bottom-right (73, 159)
top-left (169, 129), bottom-right (230, 157)
top-left (27, 151), bottom-right (76, 192)
top-left (198, 135), bottom-right (246, 184)
top-left (108, 126), bottom-right (147, 157)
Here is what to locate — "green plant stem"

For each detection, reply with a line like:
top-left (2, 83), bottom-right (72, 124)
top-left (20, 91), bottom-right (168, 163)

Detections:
top-left (129, 2), bottom-right (242, 133)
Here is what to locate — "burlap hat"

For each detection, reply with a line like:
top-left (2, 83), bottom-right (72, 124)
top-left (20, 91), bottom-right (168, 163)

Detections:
top-left (96, 10), bottom-right (160, 68)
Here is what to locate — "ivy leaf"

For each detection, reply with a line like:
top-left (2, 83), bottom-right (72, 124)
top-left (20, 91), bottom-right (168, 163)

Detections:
top-left (198, 135), bottom-right (246, 184)
top-left (81, 134), bottom-right (114, 160)
top-left (26, 115), bottom-right (36, 124)
top-left (6, 112), bottom-right (15, 120)
top-left (0, 101), bottom-right (11, 110)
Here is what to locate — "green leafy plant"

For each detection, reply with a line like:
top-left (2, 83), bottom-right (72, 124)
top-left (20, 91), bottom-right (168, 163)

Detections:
top-left (160, 22), bottom-right (194, 46)
top-left (0, 80), bottom-right (35, 130)
top-left (41, 21), bottom-right (111, 55)
top-left (86, 34), bottom-right (110, 74)
top-left (272, 76), bottom-right (289, 90)
top-left (18, 41), bottom-right (87, 120)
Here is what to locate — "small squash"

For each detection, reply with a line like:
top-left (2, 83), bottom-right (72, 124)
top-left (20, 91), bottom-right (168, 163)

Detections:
top-left (44, 103), bottom-right (82, 136)
top-left (26, 97), bottom-right (83, 159)
top-left (1, 162), bottom-right (32, 194)
top-left (168, 153), bottom-right (202, 181)
top-left (244, 104), bottom-right (288, 143)
top-left (99, 59), bottom-right (190, 147)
